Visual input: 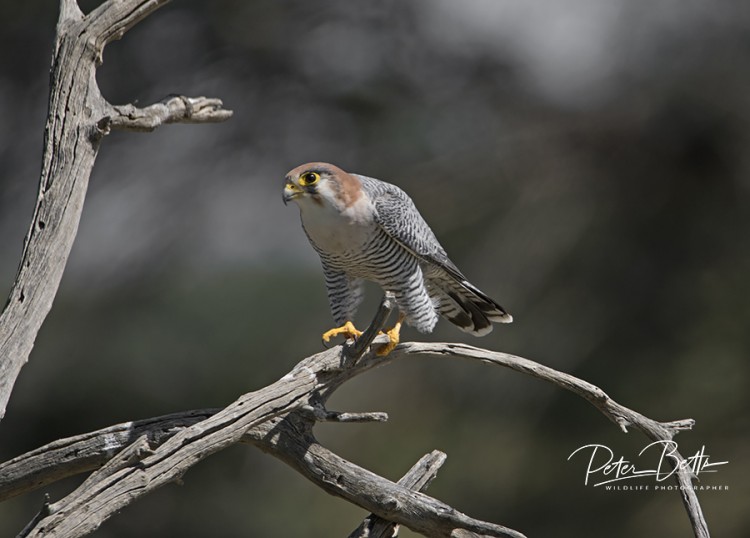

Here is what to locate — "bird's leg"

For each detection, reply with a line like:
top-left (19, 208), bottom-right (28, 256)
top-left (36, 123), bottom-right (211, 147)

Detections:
top-left (376, 312), bottom-right (406, 356)
top-left (322, 321), bottom-right (363, 345)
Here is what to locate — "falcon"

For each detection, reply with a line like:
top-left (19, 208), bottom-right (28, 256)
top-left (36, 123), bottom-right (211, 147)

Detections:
top-left (283, 162), bottom-right (512, 355)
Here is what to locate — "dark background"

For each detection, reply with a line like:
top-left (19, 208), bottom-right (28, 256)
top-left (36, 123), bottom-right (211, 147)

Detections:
top-left (1, 1), bottom-right (748, 536)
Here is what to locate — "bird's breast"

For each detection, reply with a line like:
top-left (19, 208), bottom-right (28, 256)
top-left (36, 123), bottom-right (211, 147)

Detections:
top-left (300, 203), bottom-right (377, 257)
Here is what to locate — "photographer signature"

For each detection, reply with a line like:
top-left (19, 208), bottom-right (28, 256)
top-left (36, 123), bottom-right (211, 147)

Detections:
top-left (568, 440), bottom-right (728, 487)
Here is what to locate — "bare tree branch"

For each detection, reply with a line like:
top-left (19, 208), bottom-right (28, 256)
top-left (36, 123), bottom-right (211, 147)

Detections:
top-left (300, 404), bottom-right (389, 423)
top-left (0, 0), bottom-right (231, 421)
top-left (59, 0), bottom-right (82, 21)
top-left (100, 96), bottom-right (232, 133)
top-left (0, 410), bottom-right (215, 502)
top-left (394, 343), bottom-right (707, 537)
top-left (3, 324), bottom-right (709, 537)
top-left (348, 450), bottom-right (447, 538)
top-left (247, 415), bottom-right (526, 538)
top-left (12, 297), bottom-right (527, 538)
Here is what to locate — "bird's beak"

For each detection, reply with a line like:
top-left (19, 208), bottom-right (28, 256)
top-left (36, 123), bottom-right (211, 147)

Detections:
top-left (283, 182), bottom-right (302, 205)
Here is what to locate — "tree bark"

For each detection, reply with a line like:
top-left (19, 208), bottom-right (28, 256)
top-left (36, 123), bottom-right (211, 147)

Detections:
top-left (0, 0), bottom-right (231, 420)
top-left (2, 299), bottom-right (708, 537)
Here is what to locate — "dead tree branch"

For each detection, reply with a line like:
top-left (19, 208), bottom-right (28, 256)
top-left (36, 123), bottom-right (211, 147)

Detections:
top-left (348, 450), bottom-right (448, 538)
top-left (394, 343), bottom-right (706, 537)
top-left (0, 0), bottom-right (232, 421)
top-left (2, 300), bottom-right (708, 537)
top-left (0, 410), bottom-right (215, 502)
top-left (246, 413), bottom-right (526, 538)
top-left (12, 297), bottom-right (525, 538)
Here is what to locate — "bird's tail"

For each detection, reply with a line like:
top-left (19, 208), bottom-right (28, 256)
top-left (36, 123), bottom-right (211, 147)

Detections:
top-left (430, 278), bottom-right (512, 336)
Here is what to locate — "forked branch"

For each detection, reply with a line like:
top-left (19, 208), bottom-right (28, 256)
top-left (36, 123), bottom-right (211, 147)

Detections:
top-left (0, 0), bottom-right (232, 421)
top-left (347, 450), bottom-right (448, 538)
top-left (2, 296), bottom-right (708, 537)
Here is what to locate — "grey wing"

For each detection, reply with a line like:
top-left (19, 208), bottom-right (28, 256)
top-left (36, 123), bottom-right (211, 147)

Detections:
top-left (359, 177), bottom-right (460, 274)
top-left (321, 261), bottom-right (364, 326)
top-left (361, 176), bottom-right (512, 334)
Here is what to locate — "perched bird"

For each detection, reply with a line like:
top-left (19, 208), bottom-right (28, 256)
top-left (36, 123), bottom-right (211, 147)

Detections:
top-left (283, 162), bottom-right (512, 354)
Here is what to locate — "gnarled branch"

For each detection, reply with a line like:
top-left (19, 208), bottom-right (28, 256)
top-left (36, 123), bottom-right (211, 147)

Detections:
top-left (2, 297), bottom-right (708, 537)
top-left (0, 0), bottom-right (232, 421)
top-left (99, 96), bottom-right (232, 133)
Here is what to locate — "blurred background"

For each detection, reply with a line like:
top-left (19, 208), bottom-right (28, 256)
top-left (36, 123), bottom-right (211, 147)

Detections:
top-left (1, 0), bottom-right (748, 536)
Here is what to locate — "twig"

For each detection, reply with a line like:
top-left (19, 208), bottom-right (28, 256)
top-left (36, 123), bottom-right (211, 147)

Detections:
top-left (16, 494), bottom-right (51, 538)
top-left (99, 96), bottom-right (232, 133)
top-left (348, 450), bottom-right (447, 538)
top-left (301, 404), bottom-right (388, 423)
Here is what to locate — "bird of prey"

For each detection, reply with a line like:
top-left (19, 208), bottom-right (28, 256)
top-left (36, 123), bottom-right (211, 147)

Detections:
top-left (283, 162), bottom-right (512, 355)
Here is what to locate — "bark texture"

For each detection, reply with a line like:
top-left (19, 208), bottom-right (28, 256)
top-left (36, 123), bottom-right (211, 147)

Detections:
top-left (0, 0), bottom-right (231, 420)
top-left (2, 302), bottom-right (707, 537)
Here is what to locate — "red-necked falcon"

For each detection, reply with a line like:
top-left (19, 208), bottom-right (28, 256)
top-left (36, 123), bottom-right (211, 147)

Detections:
top-left (283, 162), bottom-right (512, 355)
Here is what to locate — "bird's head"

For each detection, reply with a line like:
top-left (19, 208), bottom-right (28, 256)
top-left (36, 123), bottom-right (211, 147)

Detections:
top-left (283, 162), bottom-right (361, 210)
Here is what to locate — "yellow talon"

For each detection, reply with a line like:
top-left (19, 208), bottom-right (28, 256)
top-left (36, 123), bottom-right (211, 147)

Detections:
top-left (377, 315), bottom-right (404, 356)
top-left (322, 321), bottom-right (362, 344)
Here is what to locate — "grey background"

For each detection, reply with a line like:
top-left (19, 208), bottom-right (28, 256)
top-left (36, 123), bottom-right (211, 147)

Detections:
top-left (0, 1), bottom-right (748, 536)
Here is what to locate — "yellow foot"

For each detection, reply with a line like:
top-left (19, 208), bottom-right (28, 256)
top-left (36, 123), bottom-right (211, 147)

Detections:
top-left (322, 321), bottom-right (362, 345)
top-left (377, 317), bottom-right (404, 356)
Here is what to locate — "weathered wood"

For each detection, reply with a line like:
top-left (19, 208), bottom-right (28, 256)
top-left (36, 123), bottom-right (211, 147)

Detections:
top-left (0, 411), bottom-right (215, 502)
top-left (20, 352), bottom-right (330, 537)
top-left (4, 334), bottom-right (708, 537)
top-left (396, 342), bottom-right (706, 538)
top-left (12, 294), bottom-right (528, 538)
top-left (348, 450), bottom-right (447, 538)
top-left (248, 416), bottom-right (525, 538)
top-left (101, 96), bottom-right (232, 133)
top-left (0, 0), bottom-right (231, 421)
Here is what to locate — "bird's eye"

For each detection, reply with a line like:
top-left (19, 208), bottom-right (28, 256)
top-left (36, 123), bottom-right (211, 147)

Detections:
top-left (299, 172), bottom-right (320, 186)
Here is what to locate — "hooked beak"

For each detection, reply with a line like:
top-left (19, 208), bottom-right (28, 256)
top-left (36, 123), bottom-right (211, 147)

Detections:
top-left (283, 182), bottom-right (302, 205)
